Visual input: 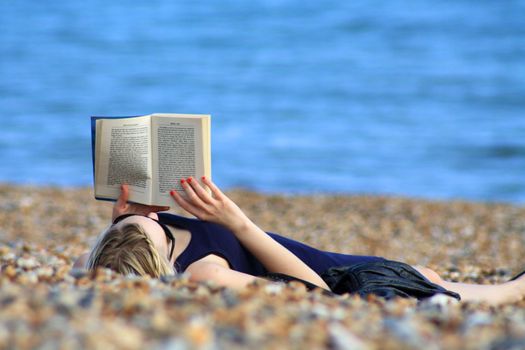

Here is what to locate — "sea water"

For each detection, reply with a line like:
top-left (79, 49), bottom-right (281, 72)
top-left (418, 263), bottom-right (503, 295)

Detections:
top-left (1, 1), bottom-right (524, 203)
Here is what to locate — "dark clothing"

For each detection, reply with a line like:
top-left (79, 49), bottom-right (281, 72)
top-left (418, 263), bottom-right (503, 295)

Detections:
top-left (158, 213), bottom-right (385, 275)
top-left (159, 213), bottom-right (459, 300)
top-left (321, 260), bottom-right (461, 300)
top-left (262, 261), bottom-right (461, 300)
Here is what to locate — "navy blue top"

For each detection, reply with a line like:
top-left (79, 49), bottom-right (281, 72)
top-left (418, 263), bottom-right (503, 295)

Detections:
top-left (159, 213), bottom-right (384, 275)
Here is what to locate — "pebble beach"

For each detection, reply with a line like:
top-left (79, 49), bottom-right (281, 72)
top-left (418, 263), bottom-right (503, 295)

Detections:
top-left (1, 184), bottom-right (525, 349)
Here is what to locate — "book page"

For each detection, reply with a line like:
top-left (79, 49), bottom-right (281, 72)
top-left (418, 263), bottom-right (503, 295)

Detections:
top-left (151, 114), bottom-right (211, 206)
top-left (94, 116), bottom-right (153, 204)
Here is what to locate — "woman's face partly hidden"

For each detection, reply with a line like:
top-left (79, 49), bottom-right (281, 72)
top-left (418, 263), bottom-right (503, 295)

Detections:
top-left (114, 213), bottom-right (174, 264)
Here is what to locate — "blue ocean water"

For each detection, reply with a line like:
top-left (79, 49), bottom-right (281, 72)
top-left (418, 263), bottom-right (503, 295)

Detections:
top-left (1, 1), bottom-right (524, 203)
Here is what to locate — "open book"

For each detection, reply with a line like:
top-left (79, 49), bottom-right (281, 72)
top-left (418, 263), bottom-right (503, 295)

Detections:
top-left (91, 113), bottom-right (211, 206)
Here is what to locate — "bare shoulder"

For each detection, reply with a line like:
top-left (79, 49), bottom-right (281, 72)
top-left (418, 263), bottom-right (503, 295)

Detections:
top-left (185, 258), bottom-right (231, 284)
top-left (188, 254), bottom-right (230, 270)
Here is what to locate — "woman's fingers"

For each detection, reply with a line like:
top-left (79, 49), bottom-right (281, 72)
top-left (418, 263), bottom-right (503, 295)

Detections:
top-left (170, 189), bottom-right (207, 218)
top-left (117, 184), bottom-right (169, 212)
top-left (116, 184), bottom-right (130, 208)
top-left (179, 178), bottom-right (210, 209)
top-left (145, 205), bottom-right (170, 212)
top-left (112, 184), bottom-right (130, 221)
top-left (186, 177), bottom-right (214, 204)
top-left (200, 176), bottom-right (224, 200)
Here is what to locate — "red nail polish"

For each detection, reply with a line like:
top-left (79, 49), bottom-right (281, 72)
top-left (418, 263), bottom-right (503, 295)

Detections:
top-left (201, 176), bottom-right (206, 181)
top-left (180, 179), bottom-right (185, 184)
top-left (170, 190), bottom-right (174, 196)
top-left (187, 177), bottom-right (192, 183)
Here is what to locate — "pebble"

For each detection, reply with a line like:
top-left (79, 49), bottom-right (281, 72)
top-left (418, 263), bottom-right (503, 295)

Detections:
top-left (418, 293), bottom-right (459, 312)
top-left (328, 323), bottom-right (370, 350)
top-left (264, 283), bottom-right (284, 295)
top-left (463, 311), bottom-right (494, 331)
top-left (16, 257), bottom-right (39, 269)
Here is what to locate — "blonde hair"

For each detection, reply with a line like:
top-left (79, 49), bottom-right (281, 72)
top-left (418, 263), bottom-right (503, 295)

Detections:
top-left (86, 223), bottom-right (175, 278)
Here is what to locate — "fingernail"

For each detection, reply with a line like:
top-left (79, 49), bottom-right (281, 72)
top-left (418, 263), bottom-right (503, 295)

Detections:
top-left (180, 179), bottom-right (185, 184)
top-left (187, 177), bottom-right (192, 183)
top-left (170, 190), bottom-right (174, 196)
top-left (201, 176), bottom-right (206, 181)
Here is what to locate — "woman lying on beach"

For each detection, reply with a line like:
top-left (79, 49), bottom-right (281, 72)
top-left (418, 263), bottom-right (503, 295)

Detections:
top-left (75, 177), bottom-right (525, 305)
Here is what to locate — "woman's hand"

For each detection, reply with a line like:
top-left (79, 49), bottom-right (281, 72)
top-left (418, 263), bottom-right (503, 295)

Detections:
top-left (170, 177), bottom-right (250, 232)
top-left (112, 184), bottom-right (170, 221)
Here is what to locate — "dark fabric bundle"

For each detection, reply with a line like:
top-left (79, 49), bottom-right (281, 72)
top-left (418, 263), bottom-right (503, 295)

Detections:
top-left (321, 260), bottom-right (461, 301)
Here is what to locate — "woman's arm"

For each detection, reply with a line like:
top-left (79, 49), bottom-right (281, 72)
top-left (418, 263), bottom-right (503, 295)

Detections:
top-left (186, 260), bottom-right (265, 290)
top-left (170, 177), bottom-right (330, 290)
